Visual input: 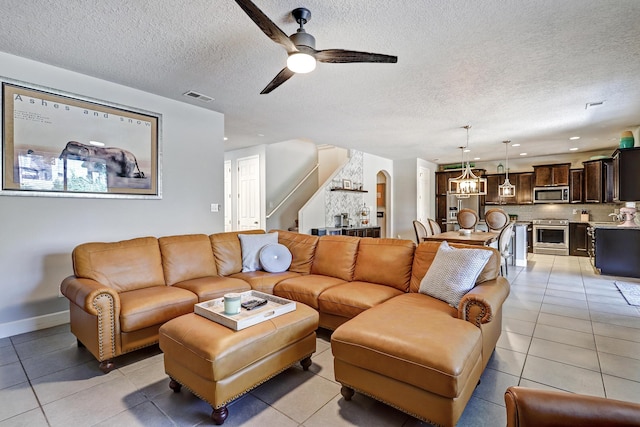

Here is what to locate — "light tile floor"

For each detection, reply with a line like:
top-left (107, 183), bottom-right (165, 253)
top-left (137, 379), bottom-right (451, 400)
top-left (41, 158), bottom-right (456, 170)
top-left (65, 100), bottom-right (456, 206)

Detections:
top-left (2, 254), bottom-right (640, 426)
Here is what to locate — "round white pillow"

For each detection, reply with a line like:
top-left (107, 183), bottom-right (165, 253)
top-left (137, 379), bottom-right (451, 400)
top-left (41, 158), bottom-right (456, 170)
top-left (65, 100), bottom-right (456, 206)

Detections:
top-left (259, 243), bottom-right (292, 273)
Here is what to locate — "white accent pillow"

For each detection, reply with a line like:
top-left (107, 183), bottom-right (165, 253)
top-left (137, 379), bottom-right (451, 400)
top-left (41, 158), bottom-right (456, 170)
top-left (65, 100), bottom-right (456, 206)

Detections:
top-left (238, 232), bottom-right (278, 272)
top-left (418, 241), bottom-right (491, 307)
top-left (259, 243), bottom-right (292, 273)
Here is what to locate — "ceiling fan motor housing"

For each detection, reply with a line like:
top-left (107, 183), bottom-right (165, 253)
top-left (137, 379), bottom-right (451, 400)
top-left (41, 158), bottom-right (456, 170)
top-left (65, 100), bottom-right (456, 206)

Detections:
top-left (290, 30), bottom-right (315, 50)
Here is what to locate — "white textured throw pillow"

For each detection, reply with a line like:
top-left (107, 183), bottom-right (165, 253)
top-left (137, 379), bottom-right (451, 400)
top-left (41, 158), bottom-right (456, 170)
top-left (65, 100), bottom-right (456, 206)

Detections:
top-left (418, 241), bottom-right (491, 307)
top-left (238, 232), bottom-right (278, 272)
top-left (259, 243), bottom-right (292, 273)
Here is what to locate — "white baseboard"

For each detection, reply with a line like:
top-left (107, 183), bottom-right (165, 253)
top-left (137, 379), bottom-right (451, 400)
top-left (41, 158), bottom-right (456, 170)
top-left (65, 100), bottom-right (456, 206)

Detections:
top-left (0, 310), bottom-right (70, 339)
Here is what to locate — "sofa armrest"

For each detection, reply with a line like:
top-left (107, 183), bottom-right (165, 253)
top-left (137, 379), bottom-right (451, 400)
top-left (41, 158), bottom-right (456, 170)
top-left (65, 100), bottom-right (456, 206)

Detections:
top-left (458, 276), bottom-right (509, 327)
top-left (504, 386), bottom-right (640, 427)
top-left (60, 276), bottom-right (121, 361)
top-left (61, 275), bottom-right (120, 316)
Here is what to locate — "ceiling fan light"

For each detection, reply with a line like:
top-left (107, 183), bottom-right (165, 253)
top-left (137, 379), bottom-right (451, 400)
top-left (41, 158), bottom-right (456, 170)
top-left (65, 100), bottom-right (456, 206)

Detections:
top-left (287, 53), bottom-right (316, 73)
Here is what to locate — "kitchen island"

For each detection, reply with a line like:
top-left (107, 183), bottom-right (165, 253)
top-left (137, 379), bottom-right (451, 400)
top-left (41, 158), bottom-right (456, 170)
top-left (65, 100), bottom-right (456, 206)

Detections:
top-left (592, 224), bottom-right (640, 278)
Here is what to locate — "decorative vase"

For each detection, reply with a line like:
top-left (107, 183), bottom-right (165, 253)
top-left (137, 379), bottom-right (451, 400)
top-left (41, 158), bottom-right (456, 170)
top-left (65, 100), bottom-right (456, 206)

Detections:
top-left (620, 131), bottom-right (634, 149)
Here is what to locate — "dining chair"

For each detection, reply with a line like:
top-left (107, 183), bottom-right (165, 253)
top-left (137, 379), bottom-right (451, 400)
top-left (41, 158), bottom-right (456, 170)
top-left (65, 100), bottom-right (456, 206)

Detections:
top-left (485, 208), bottom-right (510, 232)
top-left (457, 209), bottom-right (478, 230)
top-left (498, 221), bottom-right (515, 276)
top-left (427, 218), bottom-right (442, 235)
top-left (413, 220), bottom-right (431, 242)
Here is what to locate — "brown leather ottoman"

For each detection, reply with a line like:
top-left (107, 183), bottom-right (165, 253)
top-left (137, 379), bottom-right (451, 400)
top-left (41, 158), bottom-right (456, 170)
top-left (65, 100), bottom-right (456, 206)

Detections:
top-left (331, 293), bottom-right (483, 427)
top-left (159, 305), bottom-right (318, 425)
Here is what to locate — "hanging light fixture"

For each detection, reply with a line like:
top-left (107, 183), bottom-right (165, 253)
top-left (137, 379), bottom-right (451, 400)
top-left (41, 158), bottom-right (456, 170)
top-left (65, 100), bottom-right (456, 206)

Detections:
top-left (448, 125), bottom-right (487, 197)
top-left (499, 140), bottom-right (516, 198)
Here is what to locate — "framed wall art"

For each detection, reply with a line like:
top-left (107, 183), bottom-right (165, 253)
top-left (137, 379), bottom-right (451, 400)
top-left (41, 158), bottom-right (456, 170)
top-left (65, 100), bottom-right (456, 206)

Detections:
top-left (1, 78), bottom-right (162, 198)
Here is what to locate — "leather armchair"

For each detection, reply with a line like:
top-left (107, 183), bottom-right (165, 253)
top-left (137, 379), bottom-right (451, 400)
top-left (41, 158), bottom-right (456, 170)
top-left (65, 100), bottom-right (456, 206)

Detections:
top-left (505, 386), bottom-right (640, 427)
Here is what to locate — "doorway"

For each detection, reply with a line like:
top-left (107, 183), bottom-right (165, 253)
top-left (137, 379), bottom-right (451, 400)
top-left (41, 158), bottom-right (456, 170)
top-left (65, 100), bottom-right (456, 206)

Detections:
top-left (237, 155), bottom-right (261, 230)
top-left (376, 170), bottom-right (391, 237)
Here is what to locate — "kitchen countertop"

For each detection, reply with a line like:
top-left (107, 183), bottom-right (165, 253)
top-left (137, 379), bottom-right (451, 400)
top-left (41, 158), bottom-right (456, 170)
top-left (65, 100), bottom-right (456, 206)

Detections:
top-left (588, 221), bottom-right (640, 229)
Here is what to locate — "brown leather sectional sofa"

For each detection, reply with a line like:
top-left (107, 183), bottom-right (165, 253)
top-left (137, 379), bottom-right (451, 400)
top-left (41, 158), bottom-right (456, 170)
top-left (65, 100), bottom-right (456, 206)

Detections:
top-left (60, 229), bottom-right (509, 426)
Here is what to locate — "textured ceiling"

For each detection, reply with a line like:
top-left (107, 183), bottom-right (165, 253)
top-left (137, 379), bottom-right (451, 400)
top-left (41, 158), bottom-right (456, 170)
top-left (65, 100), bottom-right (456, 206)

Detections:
top-left (2, 0), bottom-right (640, 163)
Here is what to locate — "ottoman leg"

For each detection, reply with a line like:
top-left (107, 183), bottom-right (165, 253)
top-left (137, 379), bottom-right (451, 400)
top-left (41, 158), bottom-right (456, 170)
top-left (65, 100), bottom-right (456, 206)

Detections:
top-left (169, 378), bottom-right (182, 393)
top-left (341, 385), bottom-right (355, 401)
top-left (300, 356), bottom-right (312, 371)
top-left (212, 406), bottom-right (228, 425)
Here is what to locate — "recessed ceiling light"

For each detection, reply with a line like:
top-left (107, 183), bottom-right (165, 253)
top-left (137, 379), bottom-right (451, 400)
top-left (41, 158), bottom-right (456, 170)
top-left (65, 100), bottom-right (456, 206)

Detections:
top-left (473, 157), bottom-right (480, 160)
top-left (519, 153), bottom-right (527, 156)
top-left (569, 136), bottom-right (580, 140)
top-left (512, 143), bottom-right (521, 147)
top-left (223, 137), bottom-right (228, 141)
top-left (258, 133), bottom-right (265, 137)
top-left (569, 147), bottom-right (579, 151)
top-left (463, 149), bottom-right (471, 153)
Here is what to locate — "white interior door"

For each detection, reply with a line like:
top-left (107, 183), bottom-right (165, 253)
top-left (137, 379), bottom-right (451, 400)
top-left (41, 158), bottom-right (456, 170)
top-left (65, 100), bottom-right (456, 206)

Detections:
top-left (417, 166), bottom-right (430, 222)
top-left (224, 160), bottom-right (232, 232)
top-left (237, 155), bottom-right (261, 230)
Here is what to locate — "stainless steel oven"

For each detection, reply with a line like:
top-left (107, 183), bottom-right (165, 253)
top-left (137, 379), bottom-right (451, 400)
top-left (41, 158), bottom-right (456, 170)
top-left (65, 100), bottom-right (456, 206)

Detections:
top-left (532, 219), bottom-right (569, 255)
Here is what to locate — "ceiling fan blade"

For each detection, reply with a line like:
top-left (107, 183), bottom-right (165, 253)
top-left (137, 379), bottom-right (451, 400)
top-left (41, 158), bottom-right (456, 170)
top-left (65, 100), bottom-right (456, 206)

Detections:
top-left (260, 67), bottom-right (295, 94)
top-left (315, 49), bottom-right (398, 64)
top-left (234, 0), bottom-right (297, 53)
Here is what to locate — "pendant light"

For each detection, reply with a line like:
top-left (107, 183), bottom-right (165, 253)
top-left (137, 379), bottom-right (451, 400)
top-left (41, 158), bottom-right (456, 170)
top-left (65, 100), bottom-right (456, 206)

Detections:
top-left (448, 125), bottom-right (487, 197)
top-left (498, 140), bottom-right (516, 198)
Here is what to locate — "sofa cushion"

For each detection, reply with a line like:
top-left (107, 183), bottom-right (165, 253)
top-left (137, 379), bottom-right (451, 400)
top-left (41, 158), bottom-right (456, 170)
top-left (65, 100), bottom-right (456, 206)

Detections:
top-left (410, 241), bottom-right (500, 293)
top-left (172, 276), bottom-right (250, 302)
top-left (274, 230), bottom-right (318, 274)
top-left (238, 232), bottom-right (278, 272)
top-left (310, 235), bottom-right (359, 281)
top-left (274, 274), bottom-right (346, 309)
top-left (210, 230), bottom-right (265, 276)
top-left (353, 238), bottom-right (415, 291)
top-left (419, 241), bottom-right (492, 307)
top-left (331, 292), bottom-right (482, 399)
top-left (230, 270), bottom-right (300, 294)
top-left (159, 234), bottom-right (217, 286)
top-left (72, 237), bottom-right (165, 292)
top-left (318, 281), bottom-right (404, 318)
top-left (118, 286), bottom-right (198, 332)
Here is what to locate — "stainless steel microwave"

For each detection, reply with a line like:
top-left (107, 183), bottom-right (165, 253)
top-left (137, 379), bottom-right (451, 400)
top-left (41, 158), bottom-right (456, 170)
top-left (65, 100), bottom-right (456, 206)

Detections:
top-left (533, 186), bottom-right (570, 203)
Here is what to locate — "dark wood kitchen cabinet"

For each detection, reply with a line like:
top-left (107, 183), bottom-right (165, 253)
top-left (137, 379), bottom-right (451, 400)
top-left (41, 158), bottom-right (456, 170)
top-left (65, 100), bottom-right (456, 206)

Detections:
top-left (515, 172), bottom-right (534, 204)
top-left (613, 147), bottom-right (640, 202)
top-left (569, 222), bottom-right (590, 257)
top-left (481, 172), bottom-right (533, 205)
top-left (533, 163), bottom-right (570, 187)
top-left (595, 228), bottom-right (640, 278)
top-left (583, 158), bottom-right (613, 203)
top-left (483, 174), bottom-right (504, 205)
top-left (570, 169), bottom-right (583, 203)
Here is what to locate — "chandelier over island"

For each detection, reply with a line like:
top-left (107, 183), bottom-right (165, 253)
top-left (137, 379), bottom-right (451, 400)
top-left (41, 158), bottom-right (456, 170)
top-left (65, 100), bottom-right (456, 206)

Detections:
top-left (499, 140), bottom-right (516, 198)
top-left (448, 125), bottom-right (487, 198)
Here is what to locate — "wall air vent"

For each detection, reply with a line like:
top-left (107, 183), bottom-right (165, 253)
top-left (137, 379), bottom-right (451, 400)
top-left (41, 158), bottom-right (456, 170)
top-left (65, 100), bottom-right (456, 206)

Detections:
top-left (183, 90), bottom-right (214, 103)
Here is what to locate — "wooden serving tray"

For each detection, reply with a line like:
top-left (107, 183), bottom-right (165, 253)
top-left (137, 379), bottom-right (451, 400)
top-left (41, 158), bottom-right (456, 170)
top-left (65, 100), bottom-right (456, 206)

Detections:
top-left (194, 290), bottom-right (296, 331)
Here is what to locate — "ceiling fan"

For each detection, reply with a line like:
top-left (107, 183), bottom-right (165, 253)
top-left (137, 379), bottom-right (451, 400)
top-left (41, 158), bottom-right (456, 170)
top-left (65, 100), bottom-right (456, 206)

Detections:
top-left (234, 0), bottom-right (398, 94)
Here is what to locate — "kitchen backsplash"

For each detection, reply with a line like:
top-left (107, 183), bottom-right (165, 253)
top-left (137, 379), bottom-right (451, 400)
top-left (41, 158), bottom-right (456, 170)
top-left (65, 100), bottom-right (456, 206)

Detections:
top-left (485, 202), bottom-right (635, 222)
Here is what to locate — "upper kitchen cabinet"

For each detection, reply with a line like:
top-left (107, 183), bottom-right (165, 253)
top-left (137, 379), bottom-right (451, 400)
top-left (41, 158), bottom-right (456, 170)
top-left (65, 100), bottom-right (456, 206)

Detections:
top-left (483, 174), bottom-right (504, 205)
top-left (533, 163), bottom-right (570, 187)
top-left (570, 169), bottom-right (583, 203)
top-left (480, 172), bottom-right (533, 205)
top-left (583, 158), bottom-right (613, 203)
top-left (515, 172), bottom-right (534, 204)
top-left (613, 147), bottom-right (640, 202)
